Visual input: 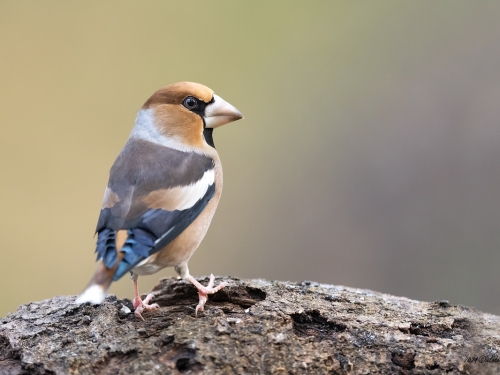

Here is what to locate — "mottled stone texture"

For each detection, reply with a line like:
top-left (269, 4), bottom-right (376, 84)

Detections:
top-left (1, 277), bottom-right (499, 374)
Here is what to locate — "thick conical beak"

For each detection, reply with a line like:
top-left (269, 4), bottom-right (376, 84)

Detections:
top-left (204, 94), bottom-right (243, 128)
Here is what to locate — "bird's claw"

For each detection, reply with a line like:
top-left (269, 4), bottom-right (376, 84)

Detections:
top-left (133, 293), bottom-right (159, 320)
top-left (193, 274), bottom-right (226, 317)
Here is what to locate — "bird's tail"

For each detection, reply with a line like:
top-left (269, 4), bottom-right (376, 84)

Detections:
top-left (76, 230), bottom-right (128, 304)
top-left (75, 262), bottom-right (119, 304)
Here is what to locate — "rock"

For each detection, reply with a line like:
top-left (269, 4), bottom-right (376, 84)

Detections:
top-left (0, 277), bottom-right (499, 374)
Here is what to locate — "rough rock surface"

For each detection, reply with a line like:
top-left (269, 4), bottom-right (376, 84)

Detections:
top-left (1, 277), bottom-right (499, 374)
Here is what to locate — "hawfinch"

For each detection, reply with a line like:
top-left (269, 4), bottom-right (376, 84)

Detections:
top-left (76, 82), bottom-right (243, 318)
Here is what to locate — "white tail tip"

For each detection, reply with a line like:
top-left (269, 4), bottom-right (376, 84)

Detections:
top-left (75, 285), bottom-right (106, 304)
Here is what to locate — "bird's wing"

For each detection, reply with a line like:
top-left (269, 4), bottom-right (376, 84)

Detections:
top-left (94, 139), bottom-right (215, 280)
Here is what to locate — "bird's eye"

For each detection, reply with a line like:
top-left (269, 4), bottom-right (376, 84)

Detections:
top-left (183, 96), bottom-right (198, 110)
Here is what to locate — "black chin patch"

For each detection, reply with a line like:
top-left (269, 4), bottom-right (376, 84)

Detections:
top-left (203, 127), bottom-right (215, 148)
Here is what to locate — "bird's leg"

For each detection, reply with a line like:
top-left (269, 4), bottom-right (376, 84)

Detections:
top-left (130, 273), bottom-right (159, 320)
top-left (174, 264), bottom-right (226, 316)
top-left (186, 274), bottom-right (226, 316)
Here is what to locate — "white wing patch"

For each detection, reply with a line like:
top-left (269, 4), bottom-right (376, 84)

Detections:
top-left (102, 186), bottom-right (119, 208)
top-left (142, 169), bottom-right (215, 211)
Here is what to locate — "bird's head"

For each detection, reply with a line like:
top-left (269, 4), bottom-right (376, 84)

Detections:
top-left (137, 82), bottom-right (243, 149)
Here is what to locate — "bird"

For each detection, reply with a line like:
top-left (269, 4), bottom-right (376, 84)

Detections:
top-left (76, 82), bottom-right (243, 319)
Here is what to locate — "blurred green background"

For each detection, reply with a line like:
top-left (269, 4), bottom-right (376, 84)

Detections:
top-left (1, 1), bottom-right (500, 318)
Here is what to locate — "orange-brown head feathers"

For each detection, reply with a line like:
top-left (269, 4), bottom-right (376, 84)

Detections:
top-left (133, 82), bottom-right (242, 151)
top-left (143, 82), bottom-right (214, 109)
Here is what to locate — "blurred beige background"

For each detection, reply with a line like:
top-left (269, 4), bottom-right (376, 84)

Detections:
top-left (1, 1), bottom-right (500, 317)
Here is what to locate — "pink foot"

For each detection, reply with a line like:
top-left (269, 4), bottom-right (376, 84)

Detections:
top-left (133, 293), bottom-right (159, 320)
top-left (187, 274), bottom-right (226, 316)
